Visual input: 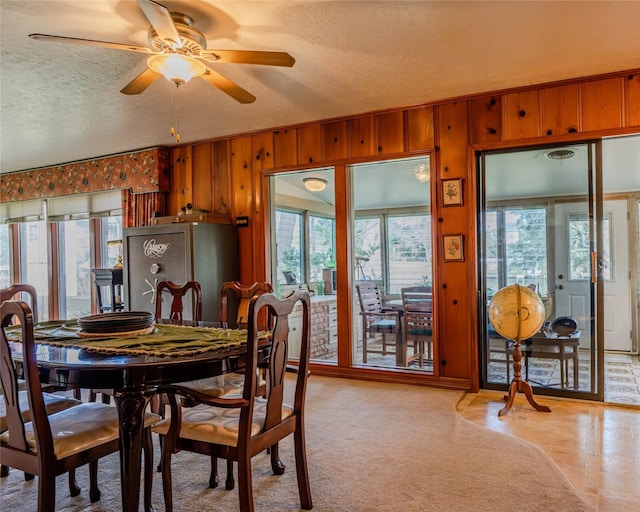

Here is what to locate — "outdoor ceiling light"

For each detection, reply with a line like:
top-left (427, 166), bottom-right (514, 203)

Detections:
top-left (303, 177), bottom-right (328, 192)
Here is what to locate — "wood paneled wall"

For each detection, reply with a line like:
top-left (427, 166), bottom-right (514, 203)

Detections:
top-left (168, 69), bottom-right (640, 390)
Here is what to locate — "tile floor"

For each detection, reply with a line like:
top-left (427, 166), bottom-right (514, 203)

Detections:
top-left (457, 391), bottom-right (640, 512)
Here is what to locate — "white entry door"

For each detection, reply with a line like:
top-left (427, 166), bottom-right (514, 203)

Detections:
top-left (554, 200), bottom-right (631, 351)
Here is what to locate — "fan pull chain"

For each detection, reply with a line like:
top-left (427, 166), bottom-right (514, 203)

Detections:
top-left (169, 84), bottom-right (181, 143)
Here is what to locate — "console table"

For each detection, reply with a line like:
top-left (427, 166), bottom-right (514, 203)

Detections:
top-left (92, 268), bottom-right (124, 313)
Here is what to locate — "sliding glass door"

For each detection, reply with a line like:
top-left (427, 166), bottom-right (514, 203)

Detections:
top-left (479, 142), bottom-right (603, 400)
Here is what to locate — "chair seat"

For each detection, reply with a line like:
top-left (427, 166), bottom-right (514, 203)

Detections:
top-left (407, 328), bottom-right (432, 336)
top-left (153, 396), bottom-right (293, 447)
top-left (0, 401), bottom-right (160, 460)
top-left (0, 390), bottom-right (81, 431)
top-left (369, 319), bottom-right (397, 332)
top-left (170, 372), bottom-right (246, 397)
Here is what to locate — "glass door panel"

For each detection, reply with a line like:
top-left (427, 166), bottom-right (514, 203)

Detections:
top-left (350, 156), bottom-right (433, 372)
top-left (480, 143), bottom-right (602, 400)
top-left (269, 168), bottom-right (337, 363)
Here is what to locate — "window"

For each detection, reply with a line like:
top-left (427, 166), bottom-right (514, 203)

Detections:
top-left (354, 217), bottom-right (382, 281)
top-left (275, 209), bottom-right (303, 286)
top-left (486, 206), bottom-right (548, 295)
top-left (18, 221), bottom-right (49, 321)
top-left (102, 216), bottom-right (123, 268)
top-left (58, 219), bottom-right (91, 319)
top-left (568, 213), bottom-right (612, 280)
top-left (0, 224), bottom-right (10, 289)
top-left (386, 214), bottom-right (431, 293)
top-left (308, 214), bottom-right (335, 283)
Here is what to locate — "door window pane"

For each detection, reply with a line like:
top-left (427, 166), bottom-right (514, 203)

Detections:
top-left (568, 214), bottom-right (612, 281)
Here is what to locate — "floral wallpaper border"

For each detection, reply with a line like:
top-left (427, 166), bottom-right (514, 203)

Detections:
top-left (0, 148), bottom-right (170, 203)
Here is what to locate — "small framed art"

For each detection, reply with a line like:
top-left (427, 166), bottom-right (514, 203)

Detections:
top-left (443, 234), bottom-right (464, 262)
top-left (442, 178), bottom-right (463, 206)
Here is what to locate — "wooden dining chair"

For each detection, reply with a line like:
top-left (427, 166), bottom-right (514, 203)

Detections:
top-left (356, 282), bottom-right (401, 363)
top-left (1, 284), bottom-right (39, 322)
top-left (220, 281), bottom-right (273, 329)
top-left (154, 281), bottom-right (273, 490)
top-left (155, 280), bottom-right (203, 325)
top-left (401, 286), bottom-right (433, 368)
top-left (0, 300), bottom-right (160, 512)
top-left (151, 290), bottom-right (313, 512)
top-left (90, 280), bottom-right (203, 404)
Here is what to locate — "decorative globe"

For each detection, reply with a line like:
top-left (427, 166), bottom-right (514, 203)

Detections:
top-left (488, 284), bottom-right (545, 341)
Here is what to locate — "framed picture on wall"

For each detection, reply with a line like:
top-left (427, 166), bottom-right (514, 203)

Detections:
top-left (442, 178), bottom-right (463, 206)
top-left (443, 234), bottom-right (464, 262)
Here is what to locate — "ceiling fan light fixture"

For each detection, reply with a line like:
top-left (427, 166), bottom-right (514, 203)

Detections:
top-left (147, 53), bottom-right (206, 86)
top-left (303, 177), bottom-right (328, 192)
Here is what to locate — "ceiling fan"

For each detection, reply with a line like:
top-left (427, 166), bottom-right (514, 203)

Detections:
top-left (28, 0), bottom-right (295, 104)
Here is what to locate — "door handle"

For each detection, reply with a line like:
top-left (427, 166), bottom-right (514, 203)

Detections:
top-left (557, 284), bottom-right (564, 290)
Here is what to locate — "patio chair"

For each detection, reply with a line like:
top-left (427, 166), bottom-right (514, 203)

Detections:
top-left (356, 282), bottom-right (401, 363)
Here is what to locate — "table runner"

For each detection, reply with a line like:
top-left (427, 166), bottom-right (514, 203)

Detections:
top-left (6, 320), bottom-right (257, 358)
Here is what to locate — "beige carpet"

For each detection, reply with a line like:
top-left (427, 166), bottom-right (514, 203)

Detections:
top-left (0, 376), bottom-right (594, 511)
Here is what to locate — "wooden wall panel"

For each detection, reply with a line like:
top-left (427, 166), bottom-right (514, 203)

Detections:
top-left (168, 145), bottom-right (193, 217)
top-left (192, 142), bottom-right (213, 213)
top-left (230, 137), bottom-right (253, 217)
top-left (469, 95), bottom-right (502, 144)
top-left (581, 77), bottom-right (624, 131)
top-left (349, 116), bottom-right (375, 158)
top-left (436, 101), bottom-right (473, 381)
top-left (375, 111), bottom-right (404, 154)
top-left (298, 124), bottom-right (322, 165)
top-left (540, 84), bottom-right (580, 137)
top-left (322, 120), bottom-right (348, 161)
top-left (274, 128), bottom-right (298, 168)
top-left (406, 106), bottom-right (435, 151)
top-left (231, 136), bottom-right (254, 283)
top-left (502, 90), bottom-right (541, 140)
top-left (625, 73), bottom-right (640, 127)
top-left (252, 132), bottom-right (275, 171)
top-left (212, 140), bottom-right (231, 216)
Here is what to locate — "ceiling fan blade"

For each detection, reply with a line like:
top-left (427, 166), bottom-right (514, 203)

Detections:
top-left (200, 67), bottom-right (256, 104)
top-left (202, 50), bottom-right (295, 67)
top-left (136, 0), bottom-right (182, 48)
top-left (29, 33), bottom-right (151, 54)
top-left (120, 67), bottom-right (162, 95)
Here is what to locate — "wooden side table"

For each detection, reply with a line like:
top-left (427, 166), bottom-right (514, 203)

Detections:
top-left (92, 268), bottom-right (124, 313)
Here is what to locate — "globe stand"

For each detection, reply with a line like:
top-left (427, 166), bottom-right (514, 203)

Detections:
top-left (499, 337), bottom-right (551, 417)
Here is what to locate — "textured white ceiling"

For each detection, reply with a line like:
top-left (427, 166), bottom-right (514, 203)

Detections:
top-left (1, 1), bottom-right (640, 174)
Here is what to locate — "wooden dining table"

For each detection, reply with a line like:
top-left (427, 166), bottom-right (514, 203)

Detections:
top-left (7, 320), bottom-right (254, 512)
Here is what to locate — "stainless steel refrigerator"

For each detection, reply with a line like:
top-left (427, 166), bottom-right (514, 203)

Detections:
top-left (123, 223), bottom-right (238, 323)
